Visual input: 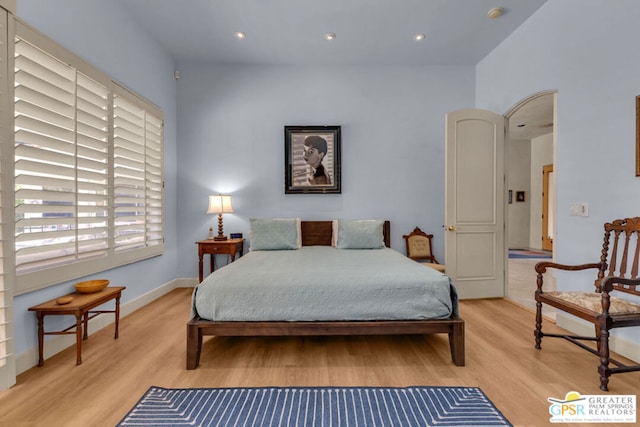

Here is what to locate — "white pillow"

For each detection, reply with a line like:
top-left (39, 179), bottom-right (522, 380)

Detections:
top-left (335, 219), bottom-right (385, 249)
top-left (249, 218), bottom-right (301, 250)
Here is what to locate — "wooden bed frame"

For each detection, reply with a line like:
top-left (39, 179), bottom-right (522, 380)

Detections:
top-left (187, 220), bottom-right (465, 369)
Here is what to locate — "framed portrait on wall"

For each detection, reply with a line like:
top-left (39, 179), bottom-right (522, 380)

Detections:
top-left (285, 125), bottom-right (341, 194)
top-left (636, 95), bottom-right (640, 176)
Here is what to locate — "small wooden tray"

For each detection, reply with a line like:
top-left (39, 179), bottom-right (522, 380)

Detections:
top-left (56, 296), bottom-right (73, 305)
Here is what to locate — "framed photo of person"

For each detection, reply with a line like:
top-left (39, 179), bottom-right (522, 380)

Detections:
top-left (284, 125), bottom-right (341, 194)
top-left (636, 95), bottom-right (640, 176)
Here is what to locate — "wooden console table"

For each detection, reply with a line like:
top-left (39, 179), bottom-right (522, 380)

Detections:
top-left (28, 286), bottom-right (125, 366)
top-left (196, 238), bottom-right (245, 282)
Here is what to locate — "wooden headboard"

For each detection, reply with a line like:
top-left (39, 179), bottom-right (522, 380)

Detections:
top-left (300, 221), bottom-right (391, 247)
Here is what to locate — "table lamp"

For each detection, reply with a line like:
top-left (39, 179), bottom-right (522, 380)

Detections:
top-left (207, 194), bottom-right (233, 240)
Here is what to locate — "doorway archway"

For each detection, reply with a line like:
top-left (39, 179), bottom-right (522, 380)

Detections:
top-left (503, 91), bottom-right (557, 314)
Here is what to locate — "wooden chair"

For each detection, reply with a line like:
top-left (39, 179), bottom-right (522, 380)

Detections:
top-left (534, 217), bottom-right (640, 391)
top-left (403, 227), bottom-right (446, 273)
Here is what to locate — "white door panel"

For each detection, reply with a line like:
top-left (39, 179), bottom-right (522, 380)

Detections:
top-left (455, 232), bottom-right (496, 279)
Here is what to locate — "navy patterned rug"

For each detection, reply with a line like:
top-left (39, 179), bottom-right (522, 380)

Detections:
top-left (118, 386), bottom-right (512, 426)
top-left (508, 248), bottom-right (552, 259)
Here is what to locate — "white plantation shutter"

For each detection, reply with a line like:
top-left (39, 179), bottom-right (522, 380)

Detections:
top-left (14, 38), bottom-right (109, 275)
top-left (14, 39), bottom-right (77, 273)
top-left (13, 21), bottom-right (163, 294)
top-left (113, 89), bottom-right (163, 254)
top-left (113, 94), bottom-right (145, 252)
top-left (0, 6), bottom-right (15, 391)
top-left (76, 74), bottom-right (109, 259)
top-left (145, 114), bottom-right (163, 248)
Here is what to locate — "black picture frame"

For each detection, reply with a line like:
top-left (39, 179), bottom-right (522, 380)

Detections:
top-left (516, 191), bottom-right (526, 202)
top-left (285, 125), bottom-right (341, 194)
top-left (636, 95), bottom-right (640, 176)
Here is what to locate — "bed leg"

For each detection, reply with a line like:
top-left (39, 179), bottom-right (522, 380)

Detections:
top-left (449, 321), bottom-right (465, 366)
top-left (186, 322), bottom-right (203, 370)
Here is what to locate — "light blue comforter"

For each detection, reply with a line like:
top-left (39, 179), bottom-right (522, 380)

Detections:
top-left (193, 246), bottom-right (458, 321)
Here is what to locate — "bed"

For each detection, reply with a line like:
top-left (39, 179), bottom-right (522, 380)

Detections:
top-left (187, 220), bottom-right (465, 369)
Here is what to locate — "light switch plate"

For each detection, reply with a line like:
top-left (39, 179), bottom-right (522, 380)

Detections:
top-left (570, 203), bottom-right (589, 217)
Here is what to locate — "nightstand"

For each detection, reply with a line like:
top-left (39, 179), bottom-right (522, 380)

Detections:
top-left (196, 238), bottom-right (245, 282)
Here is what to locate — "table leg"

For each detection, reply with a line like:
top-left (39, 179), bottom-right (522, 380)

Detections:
top-left (114, 293), bottom-right (121, 339)
top-left (37, 312), bottom-right (45, 367)
top-left (209, 254), bottom-right (214, 274)
top-left (83, 311), bottom-right (89, 340)
top-left (198, 254), bottom-right (204, 283)
top-left (75, 313), bottom-right (83, 365)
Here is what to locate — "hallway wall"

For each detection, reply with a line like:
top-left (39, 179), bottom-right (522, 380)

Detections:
top-left (529, 133), bottom-right (553, 249)
top-left (507, 139), bottom-right (531, 248)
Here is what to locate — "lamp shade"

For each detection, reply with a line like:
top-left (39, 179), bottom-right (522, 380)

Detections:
top-left (207, 194), bottom-right (233, 214)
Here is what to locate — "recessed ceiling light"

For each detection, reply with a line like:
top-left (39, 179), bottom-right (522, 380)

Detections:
top-left (235, 31), bottom-right (246, 40)
top-left (487, 7), bottom-right (504, 19)
top-left (414, 33), bottom-right (426, 42)
top-left (325, 32), bottom-right (336, 41)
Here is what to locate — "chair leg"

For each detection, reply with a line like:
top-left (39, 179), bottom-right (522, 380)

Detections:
top-left (534, 299), bottom-right (543, 349)
top-left (597, 318), bottom-right (610, 392)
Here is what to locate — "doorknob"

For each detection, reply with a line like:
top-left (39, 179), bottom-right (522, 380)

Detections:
top-left (446, 225), bottom-right (455, 231)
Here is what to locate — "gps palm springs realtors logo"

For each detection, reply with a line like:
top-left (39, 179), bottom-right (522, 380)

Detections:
top-left (548, 391), bottom-right (636, 423)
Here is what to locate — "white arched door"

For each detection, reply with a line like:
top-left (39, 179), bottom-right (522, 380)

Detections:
top-left (445, 109), bottom-right (505, 299)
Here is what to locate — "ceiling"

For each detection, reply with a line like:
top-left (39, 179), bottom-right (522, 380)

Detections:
top-left (116, 0), bottom-right (552, 140)
top-left (117, 0), bottom-right (547, 66)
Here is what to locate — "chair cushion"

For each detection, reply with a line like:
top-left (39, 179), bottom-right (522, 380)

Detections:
top-left (408, 236), bottom-right (432, 258)
top-left (420, 262), bottom-right (446, 273)
top-left (544, 291), bottom-right (640, 315)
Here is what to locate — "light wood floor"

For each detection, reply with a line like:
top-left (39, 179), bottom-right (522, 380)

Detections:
top-left (1, 288), bottom-right (638, 426)
top-left (507, 257), bottom-right (557, 320)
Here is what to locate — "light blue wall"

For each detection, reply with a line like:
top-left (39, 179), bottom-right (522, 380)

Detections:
top-left (477, 0), bottom-right (640, 344)
top-left (14, 1), bottom-right (178, 356)
top-left (175, 64), bottom-right (475, 276)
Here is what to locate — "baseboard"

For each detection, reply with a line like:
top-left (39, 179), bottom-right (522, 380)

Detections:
top-left (175, 277), bottom-right (198, 288)
top-left (556, 313), bottom-right (640, 364)
top-left (16, 278), bottom-right (193, 375)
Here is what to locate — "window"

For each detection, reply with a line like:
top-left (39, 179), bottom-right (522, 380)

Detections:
top-left (13, 21), bottom-right (164, 295)
top-left (113, 88), bottom-right (163, 254)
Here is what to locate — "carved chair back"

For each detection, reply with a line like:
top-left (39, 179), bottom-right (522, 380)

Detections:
top-left (403, 227), bottom-right (439, 264)
top-left (598, 217), bottom-right (640, 297)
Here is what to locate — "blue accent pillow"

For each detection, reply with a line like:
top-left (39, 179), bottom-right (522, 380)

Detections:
top-left (336, 219), bottom-right (385, 249)
top-left (250, 218), bottom-right (300, 250)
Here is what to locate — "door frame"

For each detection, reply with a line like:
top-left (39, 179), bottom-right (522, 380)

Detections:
top-left (542, 163), bottom-right (554, 251)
